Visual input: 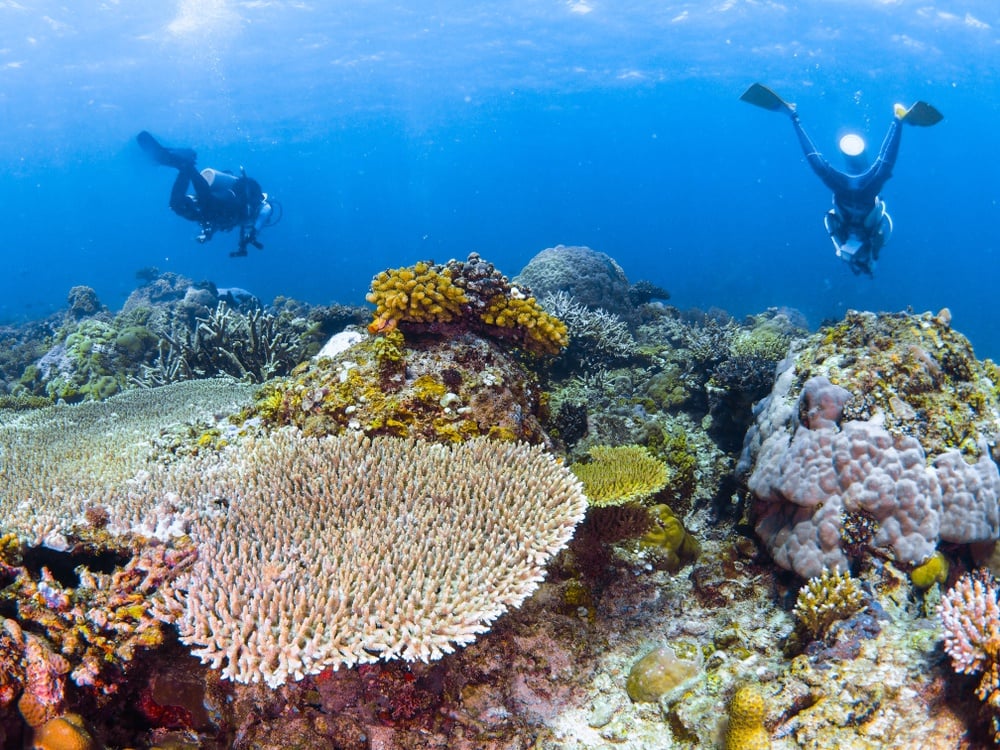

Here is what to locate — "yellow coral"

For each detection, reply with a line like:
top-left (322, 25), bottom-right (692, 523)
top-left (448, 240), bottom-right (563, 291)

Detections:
top-left (482, 294), bottom-right (568, 355)
top-left (793, 569), bottom-right (864, 639)
top-left (639, 504), bottom-right (699, 570)
top-left (366, 261), bottom-right (469, 333)
top-left (911, 550), bottom-right (949, 590)
top-left (570, 444), bottom-right (669, 507)
top-left (31, 713), bottom-right (94, 750)
top-left (725, 684), bottom-right (770, 750)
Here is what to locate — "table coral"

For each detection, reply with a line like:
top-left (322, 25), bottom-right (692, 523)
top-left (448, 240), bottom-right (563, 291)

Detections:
top-left (570, 444), bottom-right (669, 507)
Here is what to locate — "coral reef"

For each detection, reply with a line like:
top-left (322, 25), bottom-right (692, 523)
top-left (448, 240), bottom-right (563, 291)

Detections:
top-left (740, 309), bottom-right (1000, 579)
top-left (570, 445), bottom-right (669, 507)
top-left (367, 254), bottom-right (568, 356)
top-left (6, 247), bottom-right (1000, 747)
top-left (252, 329), bottom-right (551, 444)
top-left (8, 272), bottom-right (364, 404)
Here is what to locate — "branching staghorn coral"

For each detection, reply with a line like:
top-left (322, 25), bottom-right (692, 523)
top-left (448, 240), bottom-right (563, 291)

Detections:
top-left (539, 290), bottom-right (636, 369)
top-left (133, 301), bottom-right (305, 386)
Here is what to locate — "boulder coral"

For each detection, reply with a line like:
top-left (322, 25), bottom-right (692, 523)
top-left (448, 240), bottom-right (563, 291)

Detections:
top-left (740, 310), bottom-right (1000, 578)
top-left (514, 244), bottom-right (635, 321)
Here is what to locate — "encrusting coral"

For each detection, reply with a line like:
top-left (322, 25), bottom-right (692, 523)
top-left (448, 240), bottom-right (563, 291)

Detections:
top-left (252, 329), bottom-right (551, 443)
top-left (570, 444), bottom-right (669, 507)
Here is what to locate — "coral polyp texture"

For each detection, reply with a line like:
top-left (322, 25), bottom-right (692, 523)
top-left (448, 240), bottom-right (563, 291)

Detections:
top-left (570, 444), bottom-right (669, 507)
top-left (739, 309), bottom-right (1000, 578)
top-left (154, 431), bottom-right (587, 687)
top-left (366, 253), bottom-right (568, 356)
top-left (0, 379), bottom-right (258, 547)
top-left (724, 683), bottom-right (771, 750)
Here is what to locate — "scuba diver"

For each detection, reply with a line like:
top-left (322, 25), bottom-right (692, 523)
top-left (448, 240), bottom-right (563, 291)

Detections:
top-left (136, 131), bottom-right (280, 257)
top-left (740, 84), bottom-right (942, 276)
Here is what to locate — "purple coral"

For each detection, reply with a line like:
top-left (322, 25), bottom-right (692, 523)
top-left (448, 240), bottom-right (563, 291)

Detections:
top-left (746, 375), bottom-right (1000, 578)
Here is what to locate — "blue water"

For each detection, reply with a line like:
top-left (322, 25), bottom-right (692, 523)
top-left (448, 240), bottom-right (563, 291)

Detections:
top-left (2, 2), bottom-right (999, 355)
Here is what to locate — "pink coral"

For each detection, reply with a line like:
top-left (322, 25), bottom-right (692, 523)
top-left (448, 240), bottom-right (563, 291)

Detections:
top-left (938, 573), bottom-right (1000, 698)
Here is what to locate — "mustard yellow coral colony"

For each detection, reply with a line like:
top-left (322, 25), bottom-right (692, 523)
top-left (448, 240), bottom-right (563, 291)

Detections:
top-left (571, 444), bottom-right (670, 507)
top-left (366, 253), bottom-right (568, 356)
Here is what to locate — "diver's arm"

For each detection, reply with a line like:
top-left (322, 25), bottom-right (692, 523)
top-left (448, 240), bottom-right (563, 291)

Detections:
top-left (861, 117), bottom-right (902, 191)
top-left (789, 114), bottom-right (844, 192)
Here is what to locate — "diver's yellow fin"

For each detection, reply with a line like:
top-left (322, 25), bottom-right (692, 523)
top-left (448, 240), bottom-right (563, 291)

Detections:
top-left (740, 83), bottom-right (795, 114)
top-left (897, 101), bottom-right (943, 126)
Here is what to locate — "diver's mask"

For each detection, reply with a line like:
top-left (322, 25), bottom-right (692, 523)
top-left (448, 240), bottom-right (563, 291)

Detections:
top-left (838, 133), bottom-right (869, 174)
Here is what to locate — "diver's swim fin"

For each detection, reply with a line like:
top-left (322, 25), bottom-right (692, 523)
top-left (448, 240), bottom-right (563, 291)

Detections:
top-left (136, 130), bottom-right (196, 169)
top-left (897, 101), bottom-right (943, 127)
top-left (740, 83), bottom-right (795, 114)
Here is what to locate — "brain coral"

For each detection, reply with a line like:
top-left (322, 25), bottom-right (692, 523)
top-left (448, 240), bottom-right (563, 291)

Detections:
top-left (740, 310), bottom-right (1000, 579)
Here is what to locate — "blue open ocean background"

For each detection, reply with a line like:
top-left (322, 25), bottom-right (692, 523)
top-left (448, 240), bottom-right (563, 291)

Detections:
top-left (1, 2), bottom-right (998, 354)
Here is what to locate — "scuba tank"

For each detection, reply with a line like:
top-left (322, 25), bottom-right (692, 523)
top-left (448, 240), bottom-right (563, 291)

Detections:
top-left (838, 132), bottom-right (869, 175)
top-left (200, 167), bottom-right (239, 192)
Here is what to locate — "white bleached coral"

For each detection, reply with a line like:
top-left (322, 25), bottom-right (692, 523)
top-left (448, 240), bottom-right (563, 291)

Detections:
top-left (0, 379), bottom-right (259, 546)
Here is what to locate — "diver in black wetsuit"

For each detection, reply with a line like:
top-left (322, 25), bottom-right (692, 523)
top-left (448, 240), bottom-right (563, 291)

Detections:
top-left (740, 84), bottom-right (942, 276)
top-left (137, 131), bottom-right (277, 257)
